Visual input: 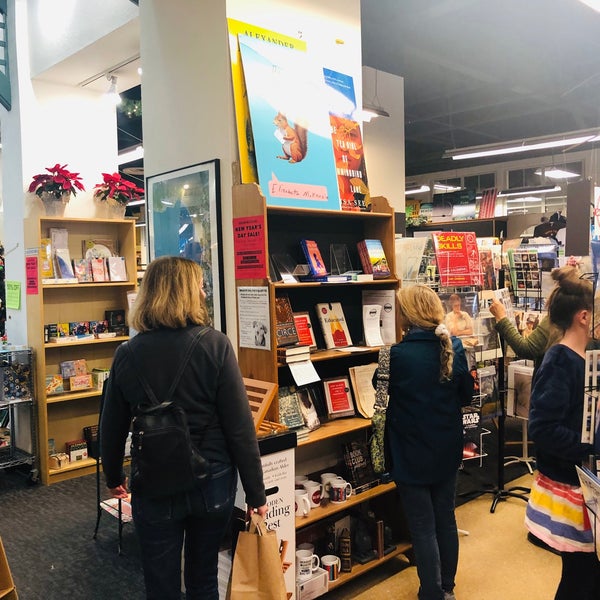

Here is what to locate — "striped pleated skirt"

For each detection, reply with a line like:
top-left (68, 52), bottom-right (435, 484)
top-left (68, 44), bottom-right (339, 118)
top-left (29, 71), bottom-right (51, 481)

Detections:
top-left (525, 472), bottom-right (595, 553)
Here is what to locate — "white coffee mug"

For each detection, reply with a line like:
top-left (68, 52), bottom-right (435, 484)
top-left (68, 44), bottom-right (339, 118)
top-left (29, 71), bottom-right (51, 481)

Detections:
top-left (295, 489), bottom-right (311, 517)
top-left (321, 554), bottom-right (341, 581)
top-left (330, 478), bottom-right (352, 503)
top-left (296, 549), bottom-right (320, 581)
top-left (302, 480), bottom-right (323, 508)
top-left (320, 472), bottom-right (338, 499)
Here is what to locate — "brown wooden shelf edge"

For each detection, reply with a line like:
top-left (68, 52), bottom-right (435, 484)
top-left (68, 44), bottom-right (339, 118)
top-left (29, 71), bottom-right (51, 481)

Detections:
top-left (295, 481), bottom-right (396, 528)
top-left (44, 336), bottom-right (129, 349)
top-left (46, 389), bottom-right (103, 404)
top-left (327, 541), bottom-right (412, 591)
top-left (296, 417), bottom-right (371, 447)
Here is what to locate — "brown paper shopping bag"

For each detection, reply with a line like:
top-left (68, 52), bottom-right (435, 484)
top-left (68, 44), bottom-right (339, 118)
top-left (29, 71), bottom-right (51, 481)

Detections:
top-left (229, 513), bottom-right (287, 600)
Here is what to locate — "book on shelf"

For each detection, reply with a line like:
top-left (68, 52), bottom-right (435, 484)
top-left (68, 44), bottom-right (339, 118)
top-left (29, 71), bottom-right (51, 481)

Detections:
top-left (277, 386), bottom-right (305, 429)
top-left (276, 344), bottom-right (311, 364)
top-left (315, 302), bottom-right (352, 349)
top-left (362, 304), bottom-right (384, 347)
top-left (300, 239), bottom-right (328, 277)
top-left (49, 227), bottom-right (68, 250)
top-left (305, 382), bottom-right (328, 420)
top-left (274, 293), bottom-right (299, 347)
top-left (82, 238), bottom-right (119, 258)
top-left (296, 386), bottom-right (321, 431)
top-left (323, 376), bottom-right (355, 419)
top-left (54, 248), bottom-right (75, 279)
top-left (342, 439), bottom-right (378, 492)
top-left (348, 362), bottom-right (378, 418)
top-left (107, 256), bottom-right (127, 282)
top-left (91, 257), bottom-right (108, 282)
top-left (357, 239), bottom-right (391, 279)
top-left (362, 289), bottom-right (396, 345)
top-left (40, 238), bottom-right (54, 278)
top-left (72, 258), bottom-right (93, 283)
top-left (292, 312), bottom-right (317, 350)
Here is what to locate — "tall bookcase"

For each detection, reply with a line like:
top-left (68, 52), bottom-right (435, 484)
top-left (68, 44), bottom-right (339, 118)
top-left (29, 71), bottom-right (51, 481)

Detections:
top-left (233, 183), bottom-right (411, 591)
top-left (25, 216), bottom-right (137, 485)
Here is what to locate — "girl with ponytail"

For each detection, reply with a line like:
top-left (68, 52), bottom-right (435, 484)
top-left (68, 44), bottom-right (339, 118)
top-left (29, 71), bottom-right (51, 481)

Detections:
top-left (525, 267), bottom-right (600, 598)
top-left (379, 284), bottom-right (474, 600)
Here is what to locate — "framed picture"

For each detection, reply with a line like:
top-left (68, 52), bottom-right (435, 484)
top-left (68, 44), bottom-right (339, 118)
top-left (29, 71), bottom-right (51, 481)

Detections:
top-left (323, 376), bottom-right (355, 419)
top-left (146, 160), bottom-right (225, 331)
top-left (293, 312), bottom-right (317, 350)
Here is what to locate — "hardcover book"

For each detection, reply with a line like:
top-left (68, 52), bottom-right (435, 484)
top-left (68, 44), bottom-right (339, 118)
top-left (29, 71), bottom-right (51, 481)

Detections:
top-left (432, 231), bottom-right (482, 287)
top-left (323, 376), bottom-right (355, 418)
top-left (292, 312), bottom-right (317, 350)
top-left (357, 239), bottom-right (391, 279)
top-left (275, 293), bottom-right (299, 347)
top-left (91, 257), bottom-right (108, 282)
top-left (300, 239), bottom-right (328, 277)
top-left (54, 248), bottom-right (75, 279)
top-left (315, 302), bottom-right (352, 349)
top-left (72, 258), bottom-right (93, 283)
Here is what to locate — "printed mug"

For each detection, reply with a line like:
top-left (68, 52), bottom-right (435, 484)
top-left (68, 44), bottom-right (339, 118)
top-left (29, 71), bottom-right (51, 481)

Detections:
top-left (320, 472), bottom-right (338, 499)
top-left (295, 489), bottom-right (311, 517)
top-left (296, 549), bottom-right (320, 581)
top-left (330, 479), bottom-right (352, 503)
top-left (302, 480), bottom-right (323, 508)
top-left (321, 554), bottom-right (341, 581)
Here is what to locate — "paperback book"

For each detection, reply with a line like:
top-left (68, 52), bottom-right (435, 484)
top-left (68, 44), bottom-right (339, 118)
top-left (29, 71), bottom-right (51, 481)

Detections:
top-left (292, 312), bottom-right (317, 350)
top-left (323, 376), bottom-right (355, 419)
top-left (357, 239), bottom-right (391, 279)
top-left (274, 293), bottom-right (299, 347)
top-left (362, 289), bottom-right (396, 345)
top-left (277, 386), bottom-right (305, 429)
top-left (342, 439), bottom-right (378, 492)
top-left (363, 304), bottom-right (384, 347)
top-left (315, 302), bottom-right (352, 349)
top-left (300, 239), bottom-right (328, 277)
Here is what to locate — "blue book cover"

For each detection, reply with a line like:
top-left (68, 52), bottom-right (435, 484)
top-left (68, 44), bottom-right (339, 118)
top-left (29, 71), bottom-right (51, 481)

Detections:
top-left (238, 35), bottom-right (340, 211)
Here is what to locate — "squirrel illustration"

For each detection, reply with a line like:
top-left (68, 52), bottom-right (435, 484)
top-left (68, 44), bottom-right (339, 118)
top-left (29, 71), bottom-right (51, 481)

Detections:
top-left (273, 112), bottom-right (308, 163)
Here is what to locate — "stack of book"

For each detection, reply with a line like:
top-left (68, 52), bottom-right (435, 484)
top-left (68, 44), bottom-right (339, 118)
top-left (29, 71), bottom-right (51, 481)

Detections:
top-left (276, 343), bottom-right (311, 364)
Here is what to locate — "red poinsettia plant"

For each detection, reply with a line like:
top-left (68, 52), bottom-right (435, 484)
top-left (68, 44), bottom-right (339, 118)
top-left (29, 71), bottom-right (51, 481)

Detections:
top-left (93, 172), bottom-right (144, 206)
top-left (28, 163), bottom-right (85, 199)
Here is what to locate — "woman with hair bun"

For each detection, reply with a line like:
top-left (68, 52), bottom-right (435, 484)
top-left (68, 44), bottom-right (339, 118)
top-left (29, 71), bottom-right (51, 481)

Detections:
top-left (375, 285), bottom-right (474, 600)
top-left (526, 266), bottom-right (600, 599)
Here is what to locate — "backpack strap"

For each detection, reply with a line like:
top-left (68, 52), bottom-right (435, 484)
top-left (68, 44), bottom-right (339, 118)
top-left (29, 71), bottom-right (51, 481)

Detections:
top-left (127, 326), bottom-right (209, 407)
top-left (373, 346), bottom-right (391, 412)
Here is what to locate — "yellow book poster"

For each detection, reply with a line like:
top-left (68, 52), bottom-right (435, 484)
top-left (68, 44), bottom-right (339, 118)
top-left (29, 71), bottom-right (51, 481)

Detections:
top-left (227, 19), bottom-right (306, 184)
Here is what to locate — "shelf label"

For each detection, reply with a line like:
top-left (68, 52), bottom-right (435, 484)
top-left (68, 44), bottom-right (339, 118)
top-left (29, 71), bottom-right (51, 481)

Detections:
top-left (25, 255), bottom-right (38, 296)
top-left (6, 280), bottom-right (21, 309)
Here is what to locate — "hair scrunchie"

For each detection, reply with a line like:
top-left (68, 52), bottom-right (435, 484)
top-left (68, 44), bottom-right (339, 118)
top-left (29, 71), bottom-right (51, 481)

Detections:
top-left (435, 323), bottom-right (450, 338)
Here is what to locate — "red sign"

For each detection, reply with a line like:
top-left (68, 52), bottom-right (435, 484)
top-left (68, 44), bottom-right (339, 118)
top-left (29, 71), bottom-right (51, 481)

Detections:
top-left (233, 215), bottom-right (267, 280)
top-left (432, 232), bottom-right (482, 287)
top-left (26, 256), bottom-right (39, 295)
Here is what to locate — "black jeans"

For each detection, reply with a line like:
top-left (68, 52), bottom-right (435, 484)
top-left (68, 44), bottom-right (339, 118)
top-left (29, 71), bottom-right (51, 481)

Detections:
top-left (396, 474), bottom-right (459, 600)
top-left (555, 551), bottom-right (600, 600)
top-left (132, 463), bottom-right (237, 600)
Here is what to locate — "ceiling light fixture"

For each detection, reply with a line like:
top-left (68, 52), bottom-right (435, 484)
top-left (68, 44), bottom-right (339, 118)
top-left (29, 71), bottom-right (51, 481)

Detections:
top-left (534, 167), bottom-right (580, 179)
top-left (405, 184), bottom-right (431, 194)
top-left (106, 74), bottom-right (122, 105)
top-left (433, 183), bottom-right (463, 192)
top-left (497, 185), bottom-right (561, 197)
top-left (443, 128), bottom-right (600, 160)
top-left (505, 196), bottom-right (543, 204)
top-left (362, 69), bottom-right (390, 122)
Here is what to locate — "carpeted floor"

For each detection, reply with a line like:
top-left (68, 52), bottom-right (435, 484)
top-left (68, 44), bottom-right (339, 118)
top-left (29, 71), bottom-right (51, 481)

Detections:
top-left (0, 416), bottom-right (534, 599)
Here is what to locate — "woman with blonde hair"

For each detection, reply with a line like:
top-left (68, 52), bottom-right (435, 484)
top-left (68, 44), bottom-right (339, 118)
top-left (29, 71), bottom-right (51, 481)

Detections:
top-left (525, 267), bottom-right (600, 598)
top-left (378, 285), bottom-right (474, 600)
top-left (101, 256), bottom-right (267, 600)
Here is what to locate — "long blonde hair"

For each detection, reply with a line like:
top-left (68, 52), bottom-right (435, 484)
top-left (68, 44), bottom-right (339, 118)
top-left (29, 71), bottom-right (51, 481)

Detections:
top-left (129, 256), bottom-right (210, 332)
top-left (397, 285), bottom-right (454, 381)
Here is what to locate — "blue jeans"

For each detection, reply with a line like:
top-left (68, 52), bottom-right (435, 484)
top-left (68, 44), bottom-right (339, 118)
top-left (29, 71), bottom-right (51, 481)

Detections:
top-left (397, 474), bottom-right (459, 600)
top-left (132, 463), bottom-right (237, 600)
